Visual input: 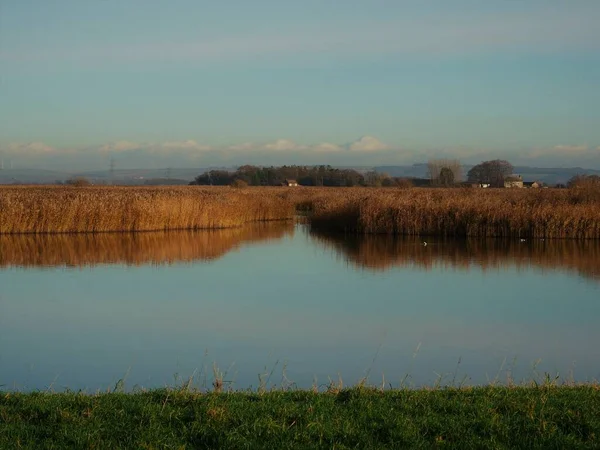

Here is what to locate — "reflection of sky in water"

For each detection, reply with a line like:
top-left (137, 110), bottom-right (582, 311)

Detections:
top-left (1, 227), bottom-right (599, 391)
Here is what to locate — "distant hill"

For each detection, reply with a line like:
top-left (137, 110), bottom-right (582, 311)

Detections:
top-left (0, 168), bottom-right (209, 185)
top-left (511, 166), bottom-right (600, 185)
top-left (77, 168), bottom-right (208, 184)
top-left (0, 169), bottom-right (73, 184)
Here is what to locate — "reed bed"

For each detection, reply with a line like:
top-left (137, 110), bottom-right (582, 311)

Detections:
top-left (312, 232), bottom-right (600, 281)
top-left (307, 188), bottom-right (600, 239)
top-left (0, 186), bottom-right (294, 234)
top-left (3, 185), bottom-right (600, 238)
top-left (0, 223), bottom-right (293, 267)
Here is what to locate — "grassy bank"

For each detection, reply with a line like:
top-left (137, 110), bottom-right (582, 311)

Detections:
top-left (1, 386), bottom-right (599, 448)
top-left (0, 186), bottom-right (294, 233)
top-left (307, 188), bottom-right (600, 239)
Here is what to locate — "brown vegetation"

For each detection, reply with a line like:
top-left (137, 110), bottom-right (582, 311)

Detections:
top-left (65, 177), bottom-right (92, 187)
top-left (2, 186), bottom-right (600, 238)
top-left (307, 188), bottom-right (600, 239)
top-left (230, 179), bottom-right (249, 188)
top-left (312, 232), bottom-right (600, 281)
top-left (0, 223), bottom-right (293, 267)
top-left (0, 186), bottom-right (294, 233)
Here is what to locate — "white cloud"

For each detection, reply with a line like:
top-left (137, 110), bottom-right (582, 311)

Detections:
top-left (525, 144), bottom-right (592, 159)
top-left (3, 137), bottom-right (600, 171)
top-left (97, 140), bottom-right (211, 154)
top-left (553, 144), bottom-right (589, 153)
top-left (6, 142), bottom-right (55, 154)
top-left (227, 140), bottom-right (341, 153)
top-left (99, 141), bottom-right (141, 152)
top-left (347, 136), bottom-right (390, 152)
top-left (227, 142), bottom-right (255, 151)
top-left (312, 142), bottom-right (342, 153)
top-left (160, 140), bottom-right (210, 151)
top-left (264, 139), bottom-right (306, 151)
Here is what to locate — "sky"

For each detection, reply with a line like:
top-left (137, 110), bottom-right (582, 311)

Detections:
top-left (1, 0), bottom-right (600, 170)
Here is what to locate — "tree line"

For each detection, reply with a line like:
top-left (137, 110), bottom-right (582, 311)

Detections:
top-left (184, 160), bottom-right (597, 190)
top-left (190, 165), bottom-right (414, 187)
top-left (427, 158), bottom-right (515, 187)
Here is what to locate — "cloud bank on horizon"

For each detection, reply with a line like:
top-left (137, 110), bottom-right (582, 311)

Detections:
top-left (2, 137), bottom-right (599, 171)
top-left (1, 1), bottom-right (599, 169)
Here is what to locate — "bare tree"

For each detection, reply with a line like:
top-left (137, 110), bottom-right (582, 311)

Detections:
top-left (364, 171), bottom-right (388, 187)
top-left (439, 167), bottom-right (455, 186)
top-left (428, 159), bottom-right (462, 186)
top-left (568, 174), bottom-right (600, 189)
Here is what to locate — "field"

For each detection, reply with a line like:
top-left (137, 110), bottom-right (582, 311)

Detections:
top-left (1, 386), bottom-right (599, 449)
top-left (1, 186), bottom-right (600, 238)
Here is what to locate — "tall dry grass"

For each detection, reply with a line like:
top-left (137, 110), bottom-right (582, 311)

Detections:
top-left (312, 231), bottom-right (600, 281)
top-left (0, 223), bottom-right (293, 267)
top-left (307, 188), bottom-right (600, 239)
top-left (0, 186), bottom-right (294, 234)
top-left (3, 185), bottom-right (600, 238)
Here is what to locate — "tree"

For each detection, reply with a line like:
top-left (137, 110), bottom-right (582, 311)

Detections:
top-left (364, 171), bottom-right (387, 187)
top-left (467, 160), bottom-right (513, 187)
top-left (567, 174), bottom-right (600, 189)
top-left (192, 170), bottom-right (233, 185)
top-left (427, 159), bottom-right (462, 186)
top-left (438, 167), bottom-right (455, 186)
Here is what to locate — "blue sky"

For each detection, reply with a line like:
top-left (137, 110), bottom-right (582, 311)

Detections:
top-left (1, 0), bottom-right (600, 170)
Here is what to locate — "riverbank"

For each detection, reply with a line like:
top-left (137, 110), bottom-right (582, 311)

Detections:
top-left (1, 386), bottom-right (598, 448)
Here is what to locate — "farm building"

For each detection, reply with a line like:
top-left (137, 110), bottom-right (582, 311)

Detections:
top-left (523, 181), bottom-right (541, 188)
top-left (504, 175), bottom-right (524, 188)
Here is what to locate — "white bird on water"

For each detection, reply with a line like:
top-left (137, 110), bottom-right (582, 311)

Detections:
top-left (520, 238), bottom-right (526, 242)
top-left (423, 241), bottom-right (428, 246)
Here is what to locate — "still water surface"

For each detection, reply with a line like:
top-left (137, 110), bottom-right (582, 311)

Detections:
top-left (1, 223), bottom-right (599, 391)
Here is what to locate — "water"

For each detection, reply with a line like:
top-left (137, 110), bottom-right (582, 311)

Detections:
top-left (1, 223), bottom-right (599, 391)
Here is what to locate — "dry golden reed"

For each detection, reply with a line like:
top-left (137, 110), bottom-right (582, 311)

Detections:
top-left (2, 185), bottom-right (600, 238)
top-left (307, 188), bottom-right (600, 239)
top-left (0, 223), bottom-right (293, 267)
top-left (0, 186), bottom-right (294, 234)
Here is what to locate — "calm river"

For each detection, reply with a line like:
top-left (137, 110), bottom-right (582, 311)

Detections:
top-left (1, 223), bottom-right (599, 391)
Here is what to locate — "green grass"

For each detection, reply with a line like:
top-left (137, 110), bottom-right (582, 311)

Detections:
top-left (1, 386), bottom-right (599, 449)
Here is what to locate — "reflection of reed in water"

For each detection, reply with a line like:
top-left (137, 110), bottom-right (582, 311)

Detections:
top-left (311, 232), bottom-right (600, 281)
top-left (0, 223), bottom-right (293, 268)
